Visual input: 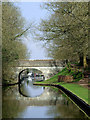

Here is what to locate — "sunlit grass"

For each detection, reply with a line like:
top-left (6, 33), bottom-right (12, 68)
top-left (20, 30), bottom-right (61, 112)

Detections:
top-left (57, 83), bottom-right (89, 104)
top-left (35, 68), bottom-right (89, 104)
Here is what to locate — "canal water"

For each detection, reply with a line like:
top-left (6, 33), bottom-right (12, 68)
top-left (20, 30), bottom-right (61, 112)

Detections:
top-left (2, 78), bottom-right (88, 118)
top-left (19, 78), bottom-right (44, 97)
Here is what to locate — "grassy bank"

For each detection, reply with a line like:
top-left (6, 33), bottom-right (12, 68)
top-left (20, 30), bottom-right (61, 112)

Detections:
top-left (57, 83), bottom-right (89, 104)
top-left (35, 68), bottom-right (89, 104)
top-left (39, 67), bottom-right (83, 84)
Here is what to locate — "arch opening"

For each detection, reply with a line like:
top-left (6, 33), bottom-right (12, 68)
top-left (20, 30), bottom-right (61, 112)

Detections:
top-left (18, 68), bottom-right (45, 83)
top-left (18, 68), bottom-right (45, 97)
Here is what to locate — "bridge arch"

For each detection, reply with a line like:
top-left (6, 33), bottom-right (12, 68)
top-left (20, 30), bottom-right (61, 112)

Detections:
top-left (13, 59), bottom-right (65, 82)
top-left (15, 66), bottom-right (63, 80)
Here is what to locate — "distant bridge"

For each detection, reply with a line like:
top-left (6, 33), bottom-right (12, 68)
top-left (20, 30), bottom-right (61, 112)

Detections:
top-left (13, 59), bottom-right (66, 80)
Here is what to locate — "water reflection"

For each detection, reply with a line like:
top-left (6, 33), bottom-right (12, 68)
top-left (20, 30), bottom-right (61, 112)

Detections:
top-left (46, 104), bottom-right (85, 118)
top-left (2, 87), bottom-right (88, 119)
top-left (2, 75), bottom-right (88, 119)
top-left (18, 106), bottom-right (56, 118)
top-left (19, 78), bottom-right (44, 97)
top-left (2, 100), bottom-right (27, 118)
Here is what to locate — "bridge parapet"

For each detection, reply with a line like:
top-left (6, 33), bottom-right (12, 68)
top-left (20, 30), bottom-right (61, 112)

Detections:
top-left (17, 59), bottom-right (66, 67)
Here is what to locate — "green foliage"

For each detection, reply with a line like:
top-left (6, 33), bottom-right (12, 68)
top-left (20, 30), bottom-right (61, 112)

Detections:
top-left (2, 2), bottom-right (29, 84)
top-left (37, 2), bottom-right (89, 64)
top-left (72, 72), bottom-right (82, 80)
top-left (67, 63), bottom-right (71, 69)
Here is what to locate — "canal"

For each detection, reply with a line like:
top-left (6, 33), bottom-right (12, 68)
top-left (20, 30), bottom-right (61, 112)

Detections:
top-left (2, 77), bottom-right (88, 119)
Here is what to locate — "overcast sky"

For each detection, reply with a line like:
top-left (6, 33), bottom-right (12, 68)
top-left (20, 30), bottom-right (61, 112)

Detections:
top-left (16, 2), bottom-right (51, 60)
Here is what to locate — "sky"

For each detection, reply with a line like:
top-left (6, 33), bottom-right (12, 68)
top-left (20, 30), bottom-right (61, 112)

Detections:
top-left (15, 2), bottom-right (51, 60)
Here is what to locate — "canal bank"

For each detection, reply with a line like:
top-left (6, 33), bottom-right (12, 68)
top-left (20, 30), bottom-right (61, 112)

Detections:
top-left (33, 82), bottom-right (90, 118)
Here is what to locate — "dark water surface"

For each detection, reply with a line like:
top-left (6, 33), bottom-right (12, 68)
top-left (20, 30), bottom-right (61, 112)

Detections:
top-left (2, 78), bottom-right (88, 119)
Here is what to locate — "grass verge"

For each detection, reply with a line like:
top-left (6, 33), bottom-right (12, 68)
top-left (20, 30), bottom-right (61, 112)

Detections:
top-left (35, 68), bottom-right (89, 104)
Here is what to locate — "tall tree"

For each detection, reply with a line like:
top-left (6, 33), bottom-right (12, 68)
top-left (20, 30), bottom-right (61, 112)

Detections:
top-left (37, 2), bottom-right (89, 68)
top-left (2, 2), bottom-right (30, 83)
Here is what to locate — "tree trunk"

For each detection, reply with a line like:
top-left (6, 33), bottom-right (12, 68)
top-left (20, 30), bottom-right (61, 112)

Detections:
top-left (79, 56), bottom-right (83, 66)
top-left (83, 54), bottom-right (88, 69)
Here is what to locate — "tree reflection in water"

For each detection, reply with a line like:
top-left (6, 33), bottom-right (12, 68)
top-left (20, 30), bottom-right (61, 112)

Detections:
top-left (2, 100), bottom-right (27, 118)
top-left (46, 102), bottom-right (87, 118)
top-left (2, 86), bottom-right (88, 118)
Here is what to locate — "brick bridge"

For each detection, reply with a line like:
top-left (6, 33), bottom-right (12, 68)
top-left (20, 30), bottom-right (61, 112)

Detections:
top-left (14, 59), bottom-right (66, 80)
